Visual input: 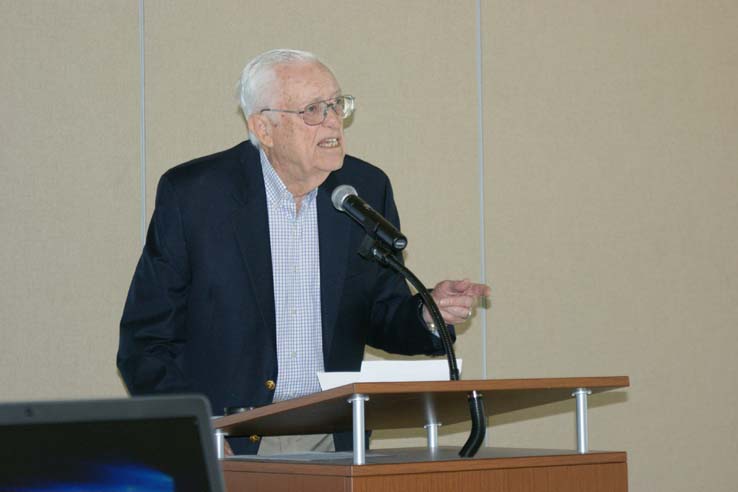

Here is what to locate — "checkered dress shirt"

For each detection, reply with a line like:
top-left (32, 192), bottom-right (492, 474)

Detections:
top-left (260, 150), bottom-right (325, 401)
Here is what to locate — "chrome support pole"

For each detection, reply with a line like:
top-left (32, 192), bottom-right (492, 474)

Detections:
top-left (348, 394), bottom-right (370, 465)
top-left (424, 422), bottom-right (442, 450)
top-left (214, 428), bottom-right (226, 460)
top-left (573, 388), bottom-right (592, 454)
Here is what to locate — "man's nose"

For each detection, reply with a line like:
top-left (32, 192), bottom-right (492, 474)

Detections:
top-left (322, 104), bottom-right (342, 128)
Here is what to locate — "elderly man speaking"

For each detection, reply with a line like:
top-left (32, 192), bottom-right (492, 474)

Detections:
top-left (117, 49), bottom-right (490, 455)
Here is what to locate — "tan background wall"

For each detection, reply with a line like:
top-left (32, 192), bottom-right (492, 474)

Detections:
top-left (1, 2), bottom-right (736, 491)
top-left (0, 1), bottom-right (140, 399)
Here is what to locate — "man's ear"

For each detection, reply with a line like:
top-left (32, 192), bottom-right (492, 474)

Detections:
top-left (247, 114), bottom-right (274, 148)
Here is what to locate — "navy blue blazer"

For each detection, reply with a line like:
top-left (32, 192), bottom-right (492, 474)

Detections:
top-left (117, 141), bottom-right (447, 453)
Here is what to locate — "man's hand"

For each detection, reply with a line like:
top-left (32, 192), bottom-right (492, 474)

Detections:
top-left (422, 279), bottom-right (491, 325)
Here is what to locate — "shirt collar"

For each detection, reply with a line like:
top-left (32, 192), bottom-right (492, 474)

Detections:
top-left (259, 149), bottom-right (318, 208)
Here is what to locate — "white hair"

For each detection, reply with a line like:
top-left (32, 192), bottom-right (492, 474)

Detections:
top-left (237, 49), bottom-right (325, 149)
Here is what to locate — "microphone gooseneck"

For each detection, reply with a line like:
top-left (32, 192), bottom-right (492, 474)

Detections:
top-left (336, 184), bottom-right (486, 457)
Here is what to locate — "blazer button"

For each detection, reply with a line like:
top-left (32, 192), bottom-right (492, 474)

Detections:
top-left (249, 434), bottom-right (261, 443)
top-left (264, 379), bottom-right (276, 391)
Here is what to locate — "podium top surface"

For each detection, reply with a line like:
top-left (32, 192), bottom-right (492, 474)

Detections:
top-left (214, 376), bottom-right (629, 437)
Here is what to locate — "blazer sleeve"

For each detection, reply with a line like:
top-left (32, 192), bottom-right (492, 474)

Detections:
top-left (117, 174), bottom-right (193, 394)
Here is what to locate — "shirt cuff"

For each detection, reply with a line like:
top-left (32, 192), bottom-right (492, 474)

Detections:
top-left (418, 297), bottom-right (440, 337)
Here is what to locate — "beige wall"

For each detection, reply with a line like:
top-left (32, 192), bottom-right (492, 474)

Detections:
top-left (0, 1), bottom-right (140, 399)
top-left (1, 2), bottom-right (736, 491)
top-left (484, 4), bottom-right (738, 492)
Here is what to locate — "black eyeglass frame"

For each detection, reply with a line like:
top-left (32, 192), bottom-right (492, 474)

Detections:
top-left (259, 95), bottom-right (355, 126)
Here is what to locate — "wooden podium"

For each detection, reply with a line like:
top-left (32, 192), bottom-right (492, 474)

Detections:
top-left (214, 376), bottom-right (629, 492)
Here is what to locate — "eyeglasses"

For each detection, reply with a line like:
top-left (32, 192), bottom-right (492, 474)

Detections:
top-left (260, 95), bottom-right (355, 126)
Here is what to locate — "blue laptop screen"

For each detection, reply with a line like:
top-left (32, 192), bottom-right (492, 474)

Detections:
top-left (0, 416), bottom-right (211, 492)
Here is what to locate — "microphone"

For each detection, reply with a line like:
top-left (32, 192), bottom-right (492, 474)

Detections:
top-left (331, 185), bottom-right (408, 251)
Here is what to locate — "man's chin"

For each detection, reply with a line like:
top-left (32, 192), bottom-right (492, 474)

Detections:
top-left (320, 153), bottom-right (345, 172)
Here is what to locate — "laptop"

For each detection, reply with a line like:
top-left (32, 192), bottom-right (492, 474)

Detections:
top-left (0, 395), bottom-right (225, 492)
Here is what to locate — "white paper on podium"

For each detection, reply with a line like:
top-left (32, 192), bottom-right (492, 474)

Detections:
top-left (317, 359), bottom-right (462, 391)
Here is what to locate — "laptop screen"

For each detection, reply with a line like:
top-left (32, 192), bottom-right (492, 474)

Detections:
top-left (0, 396), bottom-right (224, 492)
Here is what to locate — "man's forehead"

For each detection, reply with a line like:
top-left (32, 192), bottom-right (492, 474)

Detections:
top-left (273, 62), bottom-right (340, 104)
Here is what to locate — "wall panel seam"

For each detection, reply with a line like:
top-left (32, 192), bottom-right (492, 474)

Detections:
top-left (475, 0), bottom-right (488, 383)
top-left (138, 0), bottom-right (147, 245)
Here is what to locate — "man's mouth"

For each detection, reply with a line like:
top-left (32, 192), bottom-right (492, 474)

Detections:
top-left (318, 137), bottom-right (340, 148)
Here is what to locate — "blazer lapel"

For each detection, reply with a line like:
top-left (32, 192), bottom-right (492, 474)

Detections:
top-left (231, 148), bottom-right (276, 340)
top-left (318, 172), bottom-right (351, 358)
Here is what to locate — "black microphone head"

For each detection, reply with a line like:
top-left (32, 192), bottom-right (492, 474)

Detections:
top-left (331, 184), bottom-right (357, 212)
